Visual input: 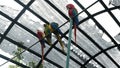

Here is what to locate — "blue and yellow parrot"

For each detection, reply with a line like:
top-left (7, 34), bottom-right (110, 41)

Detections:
top-left (37, 30), bottom-right (45, 64)
top-left (66, 4), bottom-right (79, 43)
top-left (50, 22), bottom-right (64, 52)
top-left (44, 24), bottom-right (52, 46)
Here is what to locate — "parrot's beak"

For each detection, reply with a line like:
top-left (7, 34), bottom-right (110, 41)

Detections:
top-left (37, 30), bottom-right (39, 32)
top-left (66, 7), bottom-right (69, 10)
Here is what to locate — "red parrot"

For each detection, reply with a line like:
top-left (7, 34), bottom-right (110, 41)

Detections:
top-left (37, 30), bottom-right (45, 64)
top-left (66, 4), bottom-right (79, 43)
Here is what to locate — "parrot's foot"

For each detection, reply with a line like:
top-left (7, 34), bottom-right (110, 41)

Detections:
top-left (49, 43), bottom-right (52, 46)
top-left (62, 41), bottom-right (67, 46)
top-left (62, 49), bottom-right (65, 53)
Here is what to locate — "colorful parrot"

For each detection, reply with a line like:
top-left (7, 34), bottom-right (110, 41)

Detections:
top-left (66, 4), bottom-right (79, 43)
top-left (44, 24), bottom-right (52, 46)
top-left (50, 22), bottom-right (64, 52)
top-left (37, 30), bottom-right (45, 64)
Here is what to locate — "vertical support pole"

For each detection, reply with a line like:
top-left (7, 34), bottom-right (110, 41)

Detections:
top-left (66, 19), bottom-right (73, 68)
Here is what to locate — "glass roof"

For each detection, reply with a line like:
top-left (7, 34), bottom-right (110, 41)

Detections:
top-left (0, 0), bottom-right (120, 68)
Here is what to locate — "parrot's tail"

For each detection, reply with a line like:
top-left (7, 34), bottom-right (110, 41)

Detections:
top-left (74, 24), bottom-right (77, 44)
top-left (56, 35), bottom-right (65, 52)
top-left (47, 37), bottom-right (52, 46)
top-left (41, 45), bottom-right (44, 64)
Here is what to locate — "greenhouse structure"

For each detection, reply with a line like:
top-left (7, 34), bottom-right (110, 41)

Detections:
top-left (0, 0), bottom-right (120, 68)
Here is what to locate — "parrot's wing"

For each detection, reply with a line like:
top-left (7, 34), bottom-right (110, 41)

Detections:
top-left (45, 26), bottom-right (50, 34)
top-left (72, 9), bottom-right (79, 25)
top-left (51, 23), bottom-right (63, 35)
top-left (72, 9), bottom-right (79, 44)
top-left (72, 8), bottom-right (78, 17)
top-left (44, 26), bottom-right (52, 46)
top-left (50, 23), bottom-right (58, 33)
top-left (51, 23), bottom-right (58, 29)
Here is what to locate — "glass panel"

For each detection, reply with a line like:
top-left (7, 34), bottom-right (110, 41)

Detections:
top-left (7, 24), bottom-right (38, 48)
top-left (81, 19), bottom-right (114, 49)
top-left (46, 49), bottom-right (80, 68)
top-left (77, 0), bottom-right (97, 8)
top-left (60, 21), bottom-right (70, 34)
top-left (55, 38), bottom-right (88, 64)
top-left (85, 60), bottom-right (102, 68)
top-left (1, 62), bottom-right (16, 68)
top-left (74, 26), bottom-right (100, 56)
top-left (22, 50), bottom-right (40, 67)
top-left (102, 0), bottom-right (115, 8)
top-left (107, 0), bottom-right (120, 6)
top-left (0, 40), bottom-right (40, 68)
top-left (0, 40), bottom-right (17, 67)
top-left (79, 12), bottom-right (88, 18)
top-left (111, 9), bottom-right (120, 24)
top-left (87, 2), bottom-right (105, 14)
top-left (18, 0), bottom-right (31, 5)
top-left (30, 42), bottom-right (50, 55)
top-left (0, 15), bottom-right (11, 34)
top-left (114, 33), bottom-right (120, 43)
top-left (0, 0), bottom-right (23, 19)
top-left (102, 33), bottom-right (112, 42)
top-left (18, 10), bottom-right (45, 32)
top-left (70, 43), bottom-right (90, 64)
top-left (96, 53), bottom-right (117, 68)
top-left (30, 0), bottom-right (67, 25)
top-left (0, 40), bottom-right (15, 57)
top-left (107, 47), bottom-right (120, 65)
top-left (50, 0), bottom-right (68, 14)
top-left (43, 60), bottom-right (58, 68)
top-left (94, 12), bottom-right (120, 37)
top-left (0, 51), bottom-right (12, 67)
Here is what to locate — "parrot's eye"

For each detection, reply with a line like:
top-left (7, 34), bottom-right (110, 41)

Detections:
top-left (67, 7), bottom-right (69, 10)
top-left (44, 24), bottom-right (46, 27)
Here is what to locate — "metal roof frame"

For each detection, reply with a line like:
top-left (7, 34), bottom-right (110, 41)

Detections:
top-left (0, 0), bottom-right (119, 68)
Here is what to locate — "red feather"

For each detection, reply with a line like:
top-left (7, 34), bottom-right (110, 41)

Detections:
top-left (74, 24), bottom-right (77, 44)
top-left (67, 4), bottom-right (78, 44)
top-left (41, 44), bottom-right (44, 64)
top-left (37, 30), bottom-right (45, 64)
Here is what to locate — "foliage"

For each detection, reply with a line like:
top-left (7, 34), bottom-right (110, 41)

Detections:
top-left (8, 65), bottom-right (18, 68)
top-left (28, 61), bottom-right (36, 68)
top-left (39, 64), bottom-right (43, 68)
top-left (8, 42), bottom-right (37, 68)
top-left (9, 42), bottom-right (24, 68)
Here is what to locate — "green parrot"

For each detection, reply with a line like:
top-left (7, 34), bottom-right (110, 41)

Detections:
top-left (44, 24), bottom-right (52, 46)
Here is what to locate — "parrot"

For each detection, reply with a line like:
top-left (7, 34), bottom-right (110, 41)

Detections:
top-left (37, 30), bottom-right (45, 64)
top-left (66, 4), bottom-right (79, 44)
top-left (44, 24), bottom-right (52, 46)
top-left (49, 22), bottom-right (64, 52)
